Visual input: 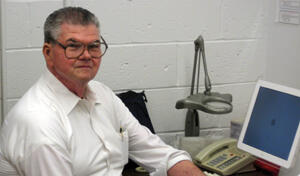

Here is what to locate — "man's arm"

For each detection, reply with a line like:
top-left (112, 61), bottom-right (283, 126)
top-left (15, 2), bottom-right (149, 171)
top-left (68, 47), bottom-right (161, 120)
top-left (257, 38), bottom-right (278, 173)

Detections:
top-left (24, 144), bottom-right (73, 176)
top-left (167, 160), bottom-right (206, 176)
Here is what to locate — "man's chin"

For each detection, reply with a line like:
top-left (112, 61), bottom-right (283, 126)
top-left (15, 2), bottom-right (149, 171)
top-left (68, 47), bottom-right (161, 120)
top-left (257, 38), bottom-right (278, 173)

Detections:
top-left (77, 73), bottom-right (96, 82)
top-left (75, 69), bottom-right (96, 79)
top-left (76, 75), bottom-right (93, 82)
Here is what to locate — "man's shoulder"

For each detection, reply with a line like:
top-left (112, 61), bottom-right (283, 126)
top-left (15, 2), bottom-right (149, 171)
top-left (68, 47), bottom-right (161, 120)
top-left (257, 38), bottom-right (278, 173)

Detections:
top-left (6, 99), bottom-right (58, 130)
top-left (4, 83), bottom-right (60, 129)
top-left (1, 86), bottom-right (67, 148)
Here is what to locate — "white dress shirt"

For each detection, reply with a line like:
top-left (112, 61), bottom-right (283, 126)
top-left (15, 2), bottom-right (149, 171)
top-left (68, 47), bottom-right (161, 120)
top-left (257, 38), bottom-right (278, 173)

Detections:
top-left (0, 70), bottom-right (190, 176)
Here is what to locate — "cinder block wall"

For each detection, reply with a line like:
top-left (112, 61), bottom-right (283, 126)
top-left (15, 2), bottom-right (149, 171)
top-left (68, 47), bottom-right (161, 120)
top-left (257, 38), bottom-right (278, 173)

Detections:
top-left (1, 0), bottom-right (268, 140)
top-left (0, 1), bottom-right (2, 126)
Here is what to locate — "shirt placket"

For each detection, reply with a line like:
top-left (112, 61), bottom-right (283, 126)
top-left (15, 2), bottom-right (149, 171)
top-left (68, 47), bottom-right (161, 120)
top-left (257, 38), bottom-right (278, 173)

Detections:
top-left (89, 106), bottom-right (112, 174)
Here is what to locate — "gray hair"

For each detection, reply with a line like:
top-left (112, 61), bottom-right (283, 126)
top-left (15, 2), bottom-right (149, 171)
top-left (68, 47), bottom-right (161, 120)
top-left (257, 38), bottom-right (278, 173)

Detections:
top-left (44, 7), bottom-right (100, 43)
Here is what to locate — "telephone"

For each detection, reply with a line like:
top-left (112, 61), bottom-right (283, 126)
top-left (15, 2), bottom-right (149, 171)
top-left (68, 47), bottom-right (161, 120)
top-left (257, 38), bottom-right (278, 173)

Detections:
top-left (193, 138), bottom-right (255, 176)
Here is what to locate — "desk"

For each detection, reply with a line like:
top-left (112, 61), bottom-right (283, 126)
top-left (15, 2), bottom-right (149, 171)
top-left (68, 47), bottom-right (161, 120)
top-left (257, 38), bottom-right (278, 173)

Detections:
top-left (122, 170), bottom-right (270, 176)
top-left (122, 168), bottom-right (149, 176)
top-left (122, 165), bottom-right (272, 176)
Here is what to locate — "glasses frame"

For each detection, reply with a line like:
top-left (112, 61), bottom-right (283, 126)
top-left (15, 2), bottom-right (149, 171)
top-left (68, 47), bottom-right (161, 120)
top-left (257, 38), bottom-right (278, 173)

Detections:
top-left (52, 36), bottom-right (108, 59)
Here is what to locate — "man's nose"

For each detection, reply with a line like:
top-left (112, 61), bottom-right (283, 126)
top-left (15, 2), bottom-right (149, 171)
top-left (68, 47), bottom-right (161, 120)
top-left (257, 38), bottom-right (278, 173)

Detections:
top-left (78, 47), bottom-right (92, 60)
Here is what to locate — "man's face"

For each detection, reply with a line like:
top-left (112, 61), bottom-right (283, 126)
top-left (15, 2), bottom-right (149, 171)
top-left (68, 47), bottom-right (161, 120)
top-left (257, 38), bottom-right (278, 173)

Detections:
top-left (44, 23), bottom-right (102, 86)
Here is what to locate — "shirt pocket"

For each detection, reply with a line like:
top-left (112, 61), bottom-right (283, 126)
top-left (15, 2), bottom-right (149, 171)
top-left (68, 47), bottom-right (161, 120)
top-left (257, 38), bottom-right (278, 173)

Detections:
top-left (120, 129), bottom-right (129, 165)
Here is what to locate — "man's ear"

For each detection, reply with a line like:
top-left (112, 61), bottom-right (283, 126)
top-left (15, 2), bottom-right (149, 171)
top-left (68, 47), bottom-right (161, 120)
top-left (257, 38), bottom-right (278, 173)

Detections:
top-left (43, 43), bottom-right (51, 59)
top-left (43, 43), bottom-right (53, 67)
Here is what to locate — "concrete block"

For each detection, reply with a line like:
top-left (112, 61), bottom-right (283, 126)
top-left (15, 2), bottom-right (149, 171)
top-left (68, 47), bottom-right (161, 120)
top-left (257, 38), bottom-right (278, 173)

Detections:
top-left (177, 40), bottom-right (265, 86)
top-left (157, 132), bottom-right (184, 148)
top-left (5, 50), bottom-right (46, 98)
top-left (5, 1), bottom-right (30, 49)
top-left (221, 0), bottom-right (267, 39)
top-left (95, 44), bottom-right (178, 90)
top-left (199, 128), bottom-right (230, 138)
top-left (129, 0), bottom-right (222, 42)
top-left (5, 0), bottom-right (63, 49)
top-left (143, 88), bottom-right (188, 133)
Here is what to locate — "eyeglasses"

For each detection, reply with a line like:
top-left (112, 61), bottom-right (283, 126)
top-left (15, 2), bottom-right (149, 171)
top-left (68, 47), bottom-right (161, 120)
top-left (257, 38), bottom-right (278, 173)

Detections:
top-left (53, 36), bottom-right (108, 59)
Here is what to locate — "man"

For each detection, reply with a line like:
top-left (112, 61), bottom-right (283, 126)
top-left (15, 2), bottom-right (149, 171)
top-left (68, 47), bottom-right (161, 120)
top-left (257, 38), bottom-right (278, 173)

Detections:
top-left (0, 7), bottom-right (205, 176)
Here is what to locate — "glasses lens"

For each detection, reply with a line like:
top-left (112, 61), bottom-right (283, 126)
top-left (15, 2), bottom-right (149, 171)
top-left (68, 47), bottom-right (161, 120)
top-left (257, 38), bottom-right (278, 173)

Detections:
top-left (66, 43), bottom-right (84, 58)
top-left (87, 43), bottom-right (101, 58)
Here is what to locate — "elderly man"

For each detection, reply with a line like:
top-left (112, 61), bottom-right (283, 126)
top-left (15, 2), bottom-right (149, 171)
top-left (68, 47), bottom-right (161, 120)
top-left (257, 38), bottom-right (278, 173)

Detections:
top-left (0, 7), bottom-right (205, 176)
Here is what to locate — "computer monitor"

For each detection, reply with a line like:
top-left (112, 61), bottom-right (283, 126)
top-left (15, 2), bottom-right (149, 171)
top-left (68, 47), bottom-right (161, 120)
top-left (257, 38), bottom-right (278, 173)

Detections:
top-left (238, 80), bottom-right (300, 168)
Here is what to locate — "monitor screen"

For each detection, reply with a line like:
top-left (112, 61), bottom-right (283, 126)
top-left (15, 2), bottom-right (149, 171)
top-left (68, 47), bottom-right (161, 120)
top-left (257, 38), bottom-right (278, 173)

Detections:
top-left (238, 80), bottom-right (300, 168)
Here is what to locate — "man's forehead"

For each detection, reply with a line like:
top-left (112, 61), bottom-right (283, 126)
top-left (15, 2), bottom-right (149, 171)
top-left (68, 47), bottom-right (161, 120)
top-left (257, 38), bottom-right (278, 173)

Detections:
top-left (58, 23), bottom-right (100, 41)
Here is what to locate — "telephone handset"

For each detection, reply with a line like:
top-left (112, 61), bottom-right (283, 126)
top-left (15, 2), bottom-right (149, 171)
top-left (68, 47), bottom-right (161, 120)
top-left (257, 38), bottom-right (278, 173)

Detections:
top-left (193, 138), bottom-right (255, 176)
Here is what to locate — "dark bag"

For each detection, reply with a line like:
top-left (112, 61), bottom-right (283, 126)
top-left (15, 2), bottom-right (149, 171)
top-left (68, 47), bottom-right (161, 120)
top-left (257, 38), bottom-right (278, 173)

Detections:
top-left (118, 90), bottom-right (155, 133)
top-left (117, 90), bottom-right (155, 170)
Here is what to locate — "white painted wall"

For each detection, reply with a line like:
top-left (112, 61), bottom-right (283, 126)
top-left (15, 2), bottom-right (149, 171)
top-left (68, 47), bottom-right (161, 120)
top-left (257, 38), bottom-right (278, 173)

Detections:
top-left (1, 0), bottom-right (267, 133)
top-left (265, 2), bottom-right (300, 89)
top-left (2, 0), bottom-right (300, 175)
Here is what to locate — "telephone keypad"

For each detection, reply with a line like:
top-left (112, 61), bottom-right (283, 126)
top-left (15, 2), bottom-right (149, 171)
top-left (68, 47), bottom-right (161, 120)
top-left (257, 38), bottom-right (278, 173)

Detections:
top-left (207, 154), bottom-right (228, 166)
top-left (217, 156), bottom-right (242, 170)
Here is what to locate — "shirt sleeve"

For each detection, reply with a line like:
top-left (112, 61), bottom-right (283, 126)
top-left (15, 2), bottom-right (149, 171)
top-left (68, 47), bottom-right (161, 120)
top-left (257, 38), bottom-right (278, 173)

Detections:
top-left (24, 144), bottom-right (73, 176)
top-left (112, 93), bottom-right (191, 176)
top-left (128, 125), bottom-right (191, 176)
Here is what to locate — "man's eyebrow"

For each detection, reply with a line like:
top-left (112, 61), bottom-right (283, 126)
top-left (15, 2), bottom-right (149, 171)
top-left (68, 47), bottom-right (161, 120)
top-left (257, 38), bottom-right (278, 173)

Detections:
top-left (65, 38), bottom-right (100, 43)
top-left (92, 40), bottom-right (101, 43)
top-left (66, 38), bottom-right (79, 43)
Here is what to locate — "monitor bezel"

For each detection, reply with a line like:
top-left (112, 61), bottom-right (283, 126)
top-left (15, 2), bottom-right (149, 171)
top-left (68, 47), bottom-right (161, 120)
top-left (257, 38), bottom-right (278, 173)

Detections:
top-left (237, 80), bottom-right (300, 168)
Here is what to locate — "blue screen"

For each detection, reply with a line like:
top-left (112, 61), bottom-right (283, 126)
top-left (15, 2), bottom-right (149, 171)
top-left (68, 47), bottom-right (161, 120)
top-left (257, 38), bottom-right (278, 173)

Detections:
top-left (243, 87), bottom-right (300, 160)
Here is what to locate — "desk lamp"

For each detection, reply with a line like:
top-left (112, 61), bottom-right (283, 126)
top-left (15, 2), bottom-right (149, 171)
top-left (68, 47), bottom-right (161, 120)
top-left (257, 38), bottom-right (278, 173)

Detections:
top-left (176, 35), bottom-right (233, 136)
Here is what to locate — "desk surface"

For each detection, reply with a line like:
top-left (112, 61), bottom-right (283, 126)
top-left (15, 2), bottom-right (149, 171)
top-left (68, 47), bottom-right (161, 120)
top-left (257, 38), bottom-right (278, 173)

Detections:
top-left (122, 166), bottom-right (272, 176)
top-left (122, 168), bottom-right (149, 176)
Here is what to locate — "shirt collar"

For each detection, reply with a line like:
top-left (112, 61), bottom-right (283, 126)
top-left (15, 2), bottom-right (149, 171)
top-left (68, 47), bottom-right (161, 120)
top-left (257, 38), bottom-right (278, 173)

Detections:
top-left (42, 70), bottom-right (100, 115)
top-left (85, 85), bottom-right (102, 104)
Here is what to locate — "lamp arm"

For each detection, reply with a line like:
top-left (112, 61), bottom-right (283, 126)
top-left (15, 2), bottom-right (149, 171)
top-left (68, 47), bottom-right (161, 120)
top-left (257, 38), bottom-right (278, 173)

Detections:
top-left (190, 41), bottom-right (200, 95)
top-left (196, 49), bottom-right (201, 94)
top-left (202, 48), bottom-right (212, 94)
top-left (198, 36), bottom-right (212, 94)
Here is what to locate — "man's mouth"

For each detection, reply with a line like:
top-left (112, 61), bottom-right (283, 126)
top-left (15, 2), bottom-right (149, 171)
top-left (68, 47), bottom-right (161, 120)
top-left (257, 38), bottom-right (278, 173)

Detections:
top-left (76, 65), bottom-right (92, 68)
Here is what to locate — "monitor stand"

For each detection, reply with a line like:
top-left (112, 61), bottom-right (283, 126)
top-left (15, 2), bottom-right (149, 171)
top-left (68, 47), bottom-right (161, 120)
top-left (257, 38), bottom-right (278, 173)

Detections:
top-left (254, 158), bottom-right (281, 176)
